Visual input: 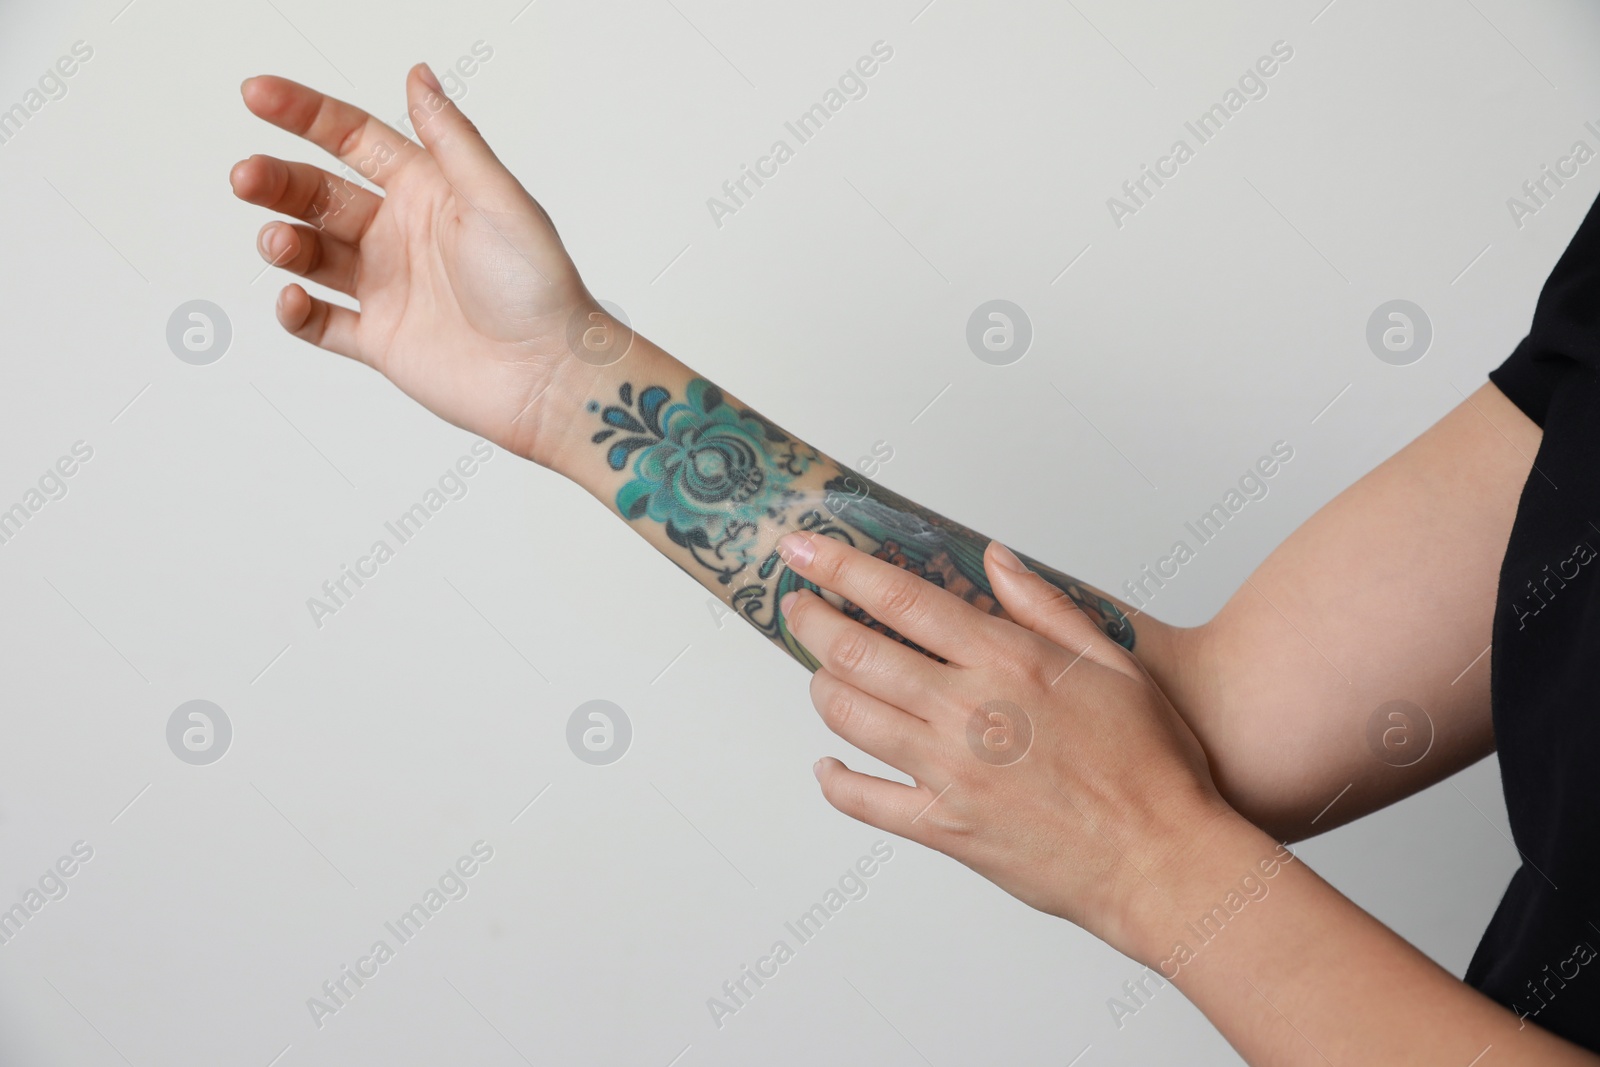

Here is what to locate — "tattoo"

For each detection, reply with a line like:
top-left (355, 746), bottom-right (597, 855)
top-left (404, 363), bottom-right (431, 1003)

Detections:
top-left (589, 380), bottom-right (819, 584)
top-left (817, 472), bottom-right (1135, 652)
top-left (590, 378), bottom-right (1136, 667)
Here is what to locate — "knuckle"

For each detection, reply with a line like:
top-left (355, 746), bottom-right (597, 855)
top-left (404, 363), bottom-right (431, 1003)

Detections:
top-left (943, 752), bottom-right (980, 789)
top-left (310, 179), bottom-right (346, 223)
top-left (966, 631), bottom-right (1011, 672)
top-left (874, 573), bottom-right (924, 624)
top-left (812, 548), bottom-right (848, 588)
top-left (833, 779), bottom-right (865, 817)
top-left (821, 686), bottom-right (861, 736)
top-left (303, 302), bottom-right (329, 342)
top-left (1030, 584), bottom-right (1096, 635)
top-left (1021, 658), bottom-right (1057, 694)
top-left (828, 628), bottom-right (875, 675)
top-left (291, 171), bottom-right (318, 214)
top-left (303, 231), bottom-right (324, 274)
top-left (1040, 582), bottom-right (1085, 621)
top-left (334, 119), bottom-right (368, 161)
top-left (265, 159), bottom-right (291, 205)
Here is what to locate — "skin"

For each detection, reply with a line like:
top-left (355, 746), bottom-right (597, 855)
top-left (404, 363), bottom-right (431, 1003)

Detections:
top-left (233, 67), bottom-right (1593, 1062)
top-left (778, 534), bottom-right (1593, 1065)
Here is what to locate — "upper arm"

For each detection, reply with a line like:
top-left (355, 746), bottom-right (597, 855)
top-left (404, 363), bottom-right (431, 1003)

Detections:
top-left (1165, 382), bottom-right (1541, 841)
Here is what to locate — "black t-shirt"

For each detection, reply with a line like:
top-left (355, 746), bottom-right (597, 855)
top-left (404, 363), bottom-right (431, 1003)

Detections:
top-left (1469, 190), bottom-right (1600, 1048)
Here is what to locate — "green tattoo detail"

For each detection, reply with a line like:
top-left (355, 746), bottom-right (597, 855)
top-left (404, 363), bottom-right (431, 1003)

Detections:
top-left (588, 380), bottom-right (819, 583)
top-left (589, 377), bottom-right (1136, 664)
top-left (819, 473), bottom-right (1136, 651)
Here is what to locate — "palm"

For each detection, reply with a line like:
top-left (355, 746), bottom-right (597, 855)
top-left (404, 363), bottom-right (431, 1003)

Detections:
top-left (359, 169), bottom-right (581, 447)
top-left (233, 70), bottom-right (588, 459)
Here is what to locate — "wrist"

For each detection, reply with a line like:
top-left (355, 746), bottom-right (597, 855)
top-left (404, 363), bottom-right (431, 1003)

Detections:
top-left (1120, 803), bottom-right (1289, 974)
top-left (526, 352), bottom-right (605, 473)
top-left (526, 313), bottom-right (679, 477)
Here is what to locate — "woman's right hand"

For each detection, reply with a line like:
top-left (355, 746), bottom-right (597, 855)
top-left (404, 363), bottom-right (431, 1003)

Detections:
top-left (231, 65), bottom-right (603, 467)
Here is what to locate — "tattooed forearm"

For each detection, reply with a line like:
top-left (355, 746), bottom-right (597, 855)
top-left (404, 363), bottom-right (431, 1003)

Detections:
top-left (590, 379), bottom-right (820, 583)
top-left (822, 471), bottom-right (1136, 653)
top-left (588, 377), bottom-right (1135, 668)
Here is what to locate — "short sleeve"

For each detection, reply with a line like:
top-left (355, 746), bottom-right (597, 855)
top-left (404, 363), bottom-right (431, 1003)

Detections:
top-left (1490, 336), bottom-right (1571, 429)
top-left (1488, 191), bottom-right (1600, 429)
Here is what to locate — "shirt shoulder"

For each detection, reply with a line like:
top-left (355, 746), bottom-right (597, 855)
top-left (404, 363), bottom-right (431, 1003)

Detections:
top-left (1490, 192), bottom-right (1600, 428)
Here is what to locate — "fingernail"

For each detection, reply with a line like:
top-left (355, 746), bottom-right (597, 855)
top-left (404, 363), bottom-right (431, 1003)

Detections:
top-left (812, 758), bottom-right (825, 780)
top-left (417, 63), bottom-right (443, 94)
top-left (259, 225), bottom-right (290, 261)
top-left (777, 532), bottom-right (815, 568)
top-left (780, 590), bottom-right (799, 616)
top-left (989, 541), bottom-right (1026, 573)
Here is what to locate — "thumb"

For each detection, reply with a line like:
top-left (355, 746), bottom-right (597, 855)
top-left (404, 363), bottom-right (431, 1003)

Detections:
top-left (984, 541), bottom-right (1132, 673)
top-left (406, 64), bottom-right (523, 208)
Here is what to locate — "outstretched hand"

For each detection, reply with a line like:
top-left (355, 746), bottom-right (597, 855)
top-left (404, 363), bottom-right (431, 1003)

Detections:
top-left (231, 66), bottom-right (593, 466)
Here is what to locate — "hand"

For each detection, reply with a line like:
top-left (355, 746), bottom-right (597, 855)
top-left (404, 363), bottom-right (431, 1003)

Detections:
top-left (774, 530), bottom-right (1241, 961)
top-left (231, 66), bottom-right (594, 466)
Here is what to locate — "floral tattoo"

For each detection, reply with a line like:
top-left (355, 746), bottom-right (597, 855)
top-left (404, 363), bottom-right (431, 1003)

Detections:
top-left (590, 378), bottom-right (1136, 668)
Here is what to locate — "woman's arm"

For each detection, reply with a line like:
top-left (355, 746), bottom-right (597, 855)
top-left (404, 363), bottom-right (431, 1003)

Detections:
top-left (539, 339), bottom-right (1144, 666)
top-left (1155, 813), bottom-right (1589, 1065)
top-left (229, 69), bottom-right (1168, 671)
top-left (775, 532), bottom-right (1597, 1065)
top-left (546, 348), bottom-right (1536, 844)
top-left (1166, 382), bottom-right (1539, 840)
top-left (232, 68), bottom-right (1531, 843)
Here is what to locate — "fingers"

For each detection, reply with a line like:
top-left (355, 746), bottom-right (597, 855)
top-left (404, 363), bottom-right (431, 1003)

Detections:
top-left (230, 154), bottom-right (382, 244)
top-left (776, 531), bottom-right (998, 665)
top-left (404, 64), bottom-right (524, 209)
top-left (813, 757), bottom-right (930, 832)
top-left (983, 542), bottom-right (1131, 676)
top-left (258, 222), bottom-right (360, 296)
top-left (275, 284), bottom-right (363, 362)
top-left (780, 588), bottom-right (955, 715)
top-left (810, 670), bottom-right (940, 782)
top-left (241, 76), bottom-right (422, 189)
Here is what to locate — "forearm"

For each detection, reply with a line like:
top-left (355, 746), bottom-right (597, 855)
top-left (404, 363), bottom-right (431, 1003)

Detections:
top-left (531, 326), bottom-right (1170, 670)
top-left (1139, 816), bottom-right (1598, 1065)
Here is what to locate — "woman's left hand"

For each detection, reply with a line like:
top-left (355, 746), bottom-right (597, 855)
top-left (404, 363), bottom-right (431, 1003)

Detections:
top-left (775, 531), bottom-right (1240, 963)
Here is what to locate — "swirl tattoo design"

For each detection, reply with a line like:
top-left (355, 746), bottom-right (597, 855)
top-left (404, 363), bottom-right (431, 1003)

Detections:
top-left (589, 379), bottom-right (820, 585)
top-left (590, 378), bottom-right (1136, 667)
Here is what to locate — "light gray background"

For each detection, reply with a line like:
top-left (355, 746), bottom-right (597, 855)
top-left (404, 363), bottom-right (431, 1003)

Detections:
top-left (1, 0), bottom-right (1595, 1063)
